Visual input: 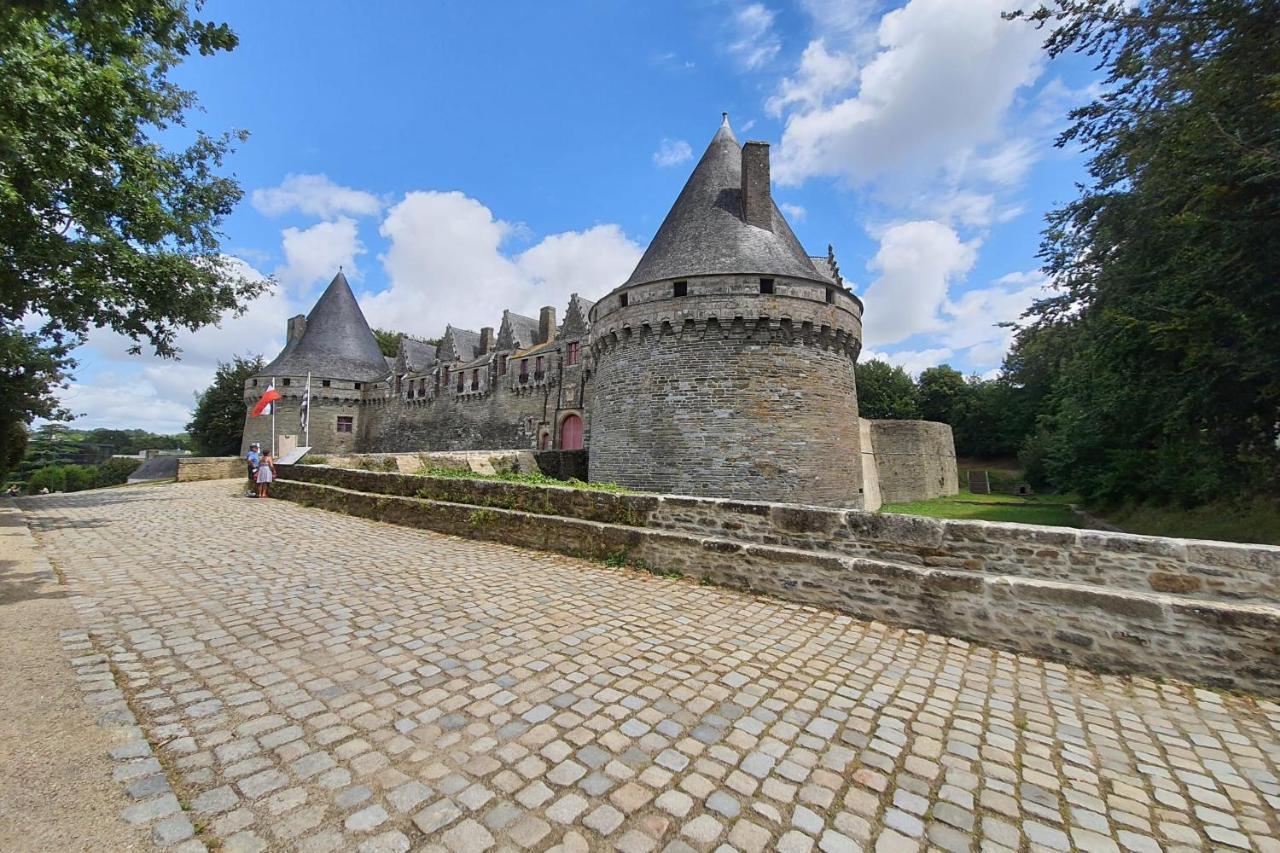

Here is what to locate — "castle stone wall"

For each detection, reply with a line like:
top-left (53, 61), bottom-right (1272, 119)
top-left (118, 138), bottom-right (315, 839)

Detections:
top-left (358, 391), bottom-right (552, 453)
top-left (175, 457), bottom-right (243, 482)
top-left (867, 419), bottom-right (959, 504)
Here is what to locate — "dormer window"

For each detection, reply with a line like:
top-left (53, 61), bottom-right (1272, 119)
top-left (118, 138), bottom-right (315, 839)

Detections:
top-left (566, 341), bottom-right (579, 366)
top-left (498, 355), bottom-right (508, 376)
top-left (673, 281), bottom-right (687, 298)
top-left (760, 278), bottom-right (774, 294)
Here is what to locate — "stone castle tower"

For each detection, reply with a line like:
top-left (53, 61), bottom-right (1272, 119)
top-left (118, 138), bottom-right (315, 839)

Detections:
top-left (587, 115), bottom-right (866, 505)
top-left (241, 271), bottom-right (388, 455)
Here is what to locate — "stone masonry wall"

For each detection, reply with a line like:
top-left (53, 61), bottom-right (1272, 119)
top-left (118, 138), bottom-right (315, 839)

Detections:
top-left (273, 471), bottom-right (1280, 696)
top-left (175, 457), bottom-right (243, 482)
top-left (867, 419), bottom-right (960, 504)
top-left (358, 390), bottom-right (552, 453)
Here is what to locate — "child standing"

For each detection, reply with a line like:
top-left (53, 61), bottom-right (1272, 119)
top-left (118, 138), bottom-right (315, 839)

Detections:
top-left (255, 451), bottom-right (277, 498)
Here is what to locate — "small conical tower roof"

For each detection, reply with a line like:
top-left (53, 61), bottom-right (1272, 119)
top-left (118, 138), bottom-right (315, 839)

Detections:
top-left (624, 114), bottom-right (826, 286)
top-left (260, 271), bottom-right (389, 380)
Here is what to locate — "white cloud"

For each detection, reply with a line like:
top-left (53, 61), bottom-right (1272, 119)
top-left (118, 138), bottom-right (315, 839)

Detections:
top-left (653, 139), bottom-right (693, 167)
top-left (727, 3), bottom-right (781, 70)
top-left (860, 220), bottom-right (979, 347)
top-left (773, 0), bottom-right (1046, 187)
top-left (779, 202), bottom-right (807, 222)
top-left (363, 191), bottom-right (643, 337)
top-left (277, 218), bottom-right (364, 291)
top-left (766, 39), bottom-right (859, 117)
top-left (862, 347), bottom-right (955, 377)
top-left (251, 173), bottom-right (383, 218)
top-left (59, 259), bottom-right (292, 433)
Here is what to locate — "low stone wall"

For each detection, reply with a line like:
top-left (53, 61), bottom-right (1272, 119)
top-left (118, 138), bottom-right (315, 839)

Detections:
top-left (534, 449), bottom-right (588, 482)
top-left (175, 457), bottom-right (243, 482)
top-left (273, 475), bottom-right (1280, 696)
top-left (307, 450), bottom-right (541, 476)
top-left (282, 464), bottom-right (1280, 604)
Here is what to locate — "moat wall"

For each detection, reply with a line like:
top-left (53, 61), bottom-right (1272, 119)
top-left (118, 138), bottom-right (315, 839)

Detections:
top-left (276, 465), bottom-right (1280, 696)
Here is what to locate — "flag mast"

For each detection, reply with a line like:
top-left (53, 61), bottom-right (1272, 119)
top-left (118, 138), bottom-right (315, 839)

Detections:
top-left (304, 372), bottom-right (311, 448)
top-left (271, 376), bottom-right (276, 456)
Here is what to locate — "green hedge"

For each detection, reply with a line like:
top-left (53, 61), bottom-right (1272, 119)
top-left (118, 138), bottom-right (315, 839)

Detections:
top-left (19, 457), bottom-right (142, 494)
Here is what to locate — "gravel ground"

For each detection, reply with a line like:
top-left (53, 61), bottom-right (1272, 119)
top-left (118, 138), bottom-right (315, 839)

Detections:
top-left (0, 501), bottom-right (153, 852)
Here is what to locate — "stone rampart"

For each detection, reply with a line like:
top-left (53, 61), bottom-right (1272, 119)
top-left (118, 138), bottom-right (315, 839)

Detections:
top-left (866, 419), bottom-right (959, 504)
top-left (175, 457), bottom-right (243, 482)
top-left (273, 469), bottom-right (1280, 696)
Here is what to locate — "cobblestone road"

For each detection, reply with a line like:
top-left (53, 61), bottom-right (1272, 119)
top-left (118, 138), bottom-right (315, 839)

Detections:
top-left (18, 481), bottom-right (1280, 852)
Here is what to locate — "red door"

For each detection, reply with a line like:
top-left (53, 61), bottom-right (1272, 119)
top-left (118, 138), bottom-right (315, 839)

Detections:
top-left (559, 414), bottom-right (583, 450)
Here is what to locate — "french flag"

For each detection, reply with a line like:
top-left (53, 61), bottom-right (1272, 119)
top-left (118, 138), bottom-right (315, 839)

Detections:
top-left (252, 383), bottom-right (281, 417)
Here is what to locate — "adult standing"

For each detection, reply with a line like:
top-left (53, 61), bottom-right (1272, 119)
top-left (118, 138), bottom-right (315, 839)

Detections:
top-left (244, 443), bottom-right (260, 496)
top-left (254, 452), bottom-right (277, 499)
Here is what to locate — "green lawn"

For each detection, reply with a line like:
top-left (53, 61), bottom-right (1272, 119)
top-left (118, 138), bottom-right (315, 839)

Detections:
top-left (881, 490), bottom-right (1084, 528)
top-left (1105, 501), bottom-right (1280, 546)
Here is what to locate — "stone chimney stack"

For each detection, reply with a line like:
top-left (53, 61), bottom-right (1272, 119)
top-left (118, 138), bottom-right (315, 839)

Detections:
top-left (480, 327), bottom-right (495, 354)
top-left (287, 314), bottom-right (307, 344)
top-left (741, 141), bottom-right (772, 231)
top-left (539, 306), bottom-right (557, 345)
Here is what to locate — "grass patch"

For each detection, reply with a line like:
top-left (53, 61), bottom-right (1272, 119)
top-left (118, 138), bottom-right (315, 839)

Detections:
top-left (881, 489), bottom-right (1084, 528)
top-left (1104, 500), bottom-right (1280, 546)
top-left (413, 465), bottom-right (630, 493)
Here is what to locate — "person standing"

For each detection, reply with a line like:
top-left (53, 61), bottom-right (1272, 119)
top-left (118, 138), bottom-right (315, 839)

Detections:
top-left (255, 451), bottom-right (277, 499)
top-left (244, 443), bottom-right (260, 496)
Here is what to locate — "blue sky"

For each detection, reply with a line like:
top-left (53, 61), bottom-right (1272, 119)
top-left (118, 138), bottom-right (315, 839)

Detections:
top-left (62, 0), bottom-right (1099, 433)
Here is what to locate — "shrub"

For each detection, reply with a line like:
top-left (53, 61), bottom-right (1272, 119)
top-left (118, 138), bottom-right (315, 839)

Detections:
top-left (26, 465), bottom-right (68, 493)
top-left (62, 465), bottom-right (98, 491)
top-left (96, 457), bottom-right (143, 486)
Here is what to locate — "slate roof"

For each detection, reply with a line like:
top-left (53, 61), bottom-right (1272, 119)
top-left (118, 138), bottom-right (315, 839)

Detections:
top-left (260, 272), bottom-right (389, 381)
top-left (400, 338), bottom-right (438, 373)
top-left (497, 310), bottom-right (541, 351)
top-left (624, 115), bottom-right (827, 287)
top-left (809, 256), bottom-right (839, 284)
top-left (440, 326), bottom-right (482, 363)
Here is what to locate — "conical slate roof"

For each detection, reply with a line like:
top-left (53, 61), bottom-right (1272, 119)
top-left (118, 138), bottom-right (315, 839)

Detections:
top-left (261, 272), bottom-right (389, 381)
top-left (624, 115), bottom-right (825, 286)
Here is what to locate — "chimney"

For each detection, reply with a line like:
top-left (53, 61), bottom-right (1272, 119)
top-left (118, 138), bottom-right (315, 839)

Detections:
top-left (286, 314), bottom-right (307, 344)
top-left (479, 326), bottom-right (495, 354)
top-left (741, 141), bottom-right (772, 231)
top-left (539, 306), bottom-right (557, 345)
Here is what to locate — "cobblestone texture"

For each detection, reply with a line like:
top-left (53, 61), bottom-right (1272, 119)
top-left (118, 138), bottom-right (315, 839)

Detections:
top-left (18, 481), bottom-right (1280, 851)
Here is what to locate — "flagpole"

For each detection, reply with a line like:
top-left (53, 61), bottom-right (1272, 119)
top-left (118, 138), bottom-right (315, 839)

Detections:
top-left (305, 372), bottom-right (311, 448)
top-left (271, 375), bottom-right (276, 456)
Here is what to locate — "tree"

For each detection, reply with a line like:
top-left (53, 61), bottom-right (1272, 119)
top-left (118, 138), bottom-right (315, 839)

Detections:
top-left (916, 366), bottom-right (970, 427)
top-left (1007, 0), bottom-right (1280, 504)
top-left (855, 360), bottom-right (921, 420)
top-left (187, 355), bottom-right (263, 456)
top-left (372, 329), bottom-right (405, 358)
top-left (0, 1), bottom-right (266, 443)
top-left (0, 421), bottom-right (29, 483)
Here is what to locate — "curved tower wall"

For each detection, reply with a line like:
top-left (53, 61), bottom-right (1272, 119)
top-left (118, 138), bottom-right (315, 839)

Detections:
top-left (588, 274), bottom-right (866, 506)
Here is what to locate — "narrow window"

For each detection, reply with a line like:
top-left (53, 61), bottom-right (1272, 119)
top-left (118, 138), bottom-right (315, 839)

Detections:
top-left (760, 278), bottom-right (774, 294)
top-left (282, 377), bottom-right (291, 386)
top-left (673, 280), bottom-right (687, 297)
top-left (825, 288), bottom-right (836, 304)
top-left (471, 369), bottom-right (479, 391)
top-left (354, 382), bottom-right (362, 390)
top-left (619, 292), bottom-right (628, 308)
top-left (252, 379), bottom-right (257, 387)
top-left (321, 379), bottom-right (331, 388)
top-left (336, 416), bottom-right (353, 433)
top-left (456, 372), bottom-right (464, 392)
top-left (498, 355), bottom-right (507, 376)
top-left (520, 359), bottom-right (529, 384)
top-left (566, 341), bottom-right (579, 366)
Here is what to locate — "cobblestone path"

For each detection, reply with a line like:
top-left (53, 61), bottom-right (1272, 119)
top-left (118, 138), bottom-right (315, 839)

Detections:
top-left (17, 481), bottom-right (1280, 852)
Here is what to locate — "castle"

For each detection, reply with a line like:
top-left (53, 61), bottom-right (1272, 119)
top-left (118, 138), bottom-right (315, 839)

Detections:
top-left (242, 116), bottom-right (958, 508)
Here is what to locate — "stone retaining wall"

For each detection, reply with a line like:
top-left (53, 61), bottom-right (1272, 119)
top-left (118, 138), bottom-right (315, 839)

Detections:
top-left (281, 465), bottom-right (1280, 604)
top-left (273, 476), bottom-right (1280, 696)
top-left (174, 457), bottom-right (243, 482)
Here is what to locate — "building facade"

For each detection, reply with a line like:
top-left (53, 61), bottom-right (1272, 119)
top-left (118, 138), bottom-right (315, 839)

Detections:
top-left (242, 115), bottom-right (958, 507)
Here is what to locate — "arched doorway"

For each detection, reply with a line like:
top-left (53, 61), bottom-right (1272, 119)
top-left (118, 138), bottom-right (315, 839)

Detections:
top-left (559, 414), bottom-right (583, 450)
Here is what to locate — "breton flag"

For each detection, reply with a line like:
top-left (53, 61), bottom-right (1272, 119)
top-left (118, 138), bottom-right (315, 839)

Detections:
top-left (251, 382), bottom-right (281, 417)
top-left (299, 373), bottom-right (311, 434)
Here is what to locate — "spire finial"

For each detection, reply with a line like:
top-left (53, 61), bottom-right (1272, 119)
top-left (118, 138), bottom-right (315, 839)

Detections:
top-left (339, 264), bottom-right (344, 272)
top-left (721, 111), bottom-right (729, 125)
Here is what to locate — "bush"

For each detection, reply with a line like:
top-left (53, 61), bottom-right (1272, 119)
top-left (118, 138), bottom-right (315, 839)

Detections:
top-left (62, 465), bottom-right (98, 491)
top-left (96, 457), bottom-right (143, 486)
top-left (26, 465), bottom-right (67, 493)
